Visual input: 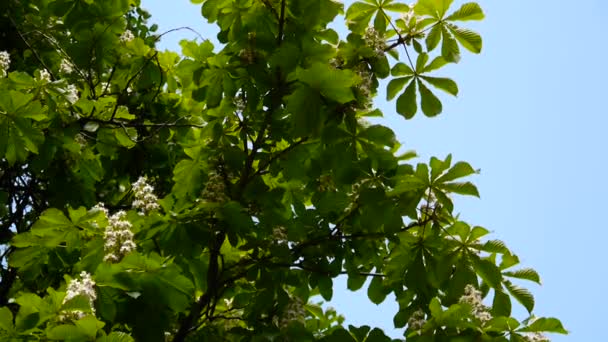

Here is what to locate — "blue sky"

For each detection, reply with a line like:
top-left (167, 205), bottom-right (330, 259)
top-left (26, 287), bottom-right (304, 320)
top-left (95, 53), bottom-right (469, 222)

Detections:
top-left (141, 0), bottom-right (608, 340)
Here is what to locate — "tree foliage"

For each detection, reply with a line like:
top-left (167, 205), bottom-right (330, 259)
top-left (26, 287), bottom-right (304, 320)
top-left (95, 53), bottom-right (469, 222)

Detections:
top-left (0, 0), bottom-right (566, 341)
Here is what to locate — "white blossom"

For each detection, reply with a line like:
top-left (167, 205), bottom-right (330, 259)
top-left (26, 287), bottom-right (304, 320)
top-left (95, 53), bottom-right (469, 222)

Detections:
top-left (201, 172), bottom-right (230, 204)
top-left (61, 271), bottom-right (96, 320)
top-left (407, 309), bottom-right (426, 331)
top-left (0, 51), bottom-right (10, 77)
top-left (523, 332), bottom-right (550, 342)
top-left (272, 226), bottom-right (288, 245)
top-left (59, 59), bottom-right (74, 74)
top-left (104, 211), bottom-right (136, 263)
top-left (119, 30), bottom-right (135, 43)
top-left (64, 84), bottom-right (79, 104)
top-left (89, 202), bottom-right (109, 217)
top-left (364, 27), bottom-right (387, 57)
top-left (279, 296), bottom-right (306, 329)
top-left (131, 176), bottom-right (160, 215)
top-left (459, 284), bottom-right (493, 324)
top-left (100, 82), bottom-right (110, 94)
top-left (38, 69), bottom-right (52, 83)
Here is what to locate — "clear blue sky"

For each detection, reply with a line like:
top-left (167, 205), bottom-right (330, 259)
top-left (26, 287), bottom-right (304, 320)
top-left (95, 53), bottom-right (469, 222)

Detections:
top-left (141, 0), bottom-right (607, 340)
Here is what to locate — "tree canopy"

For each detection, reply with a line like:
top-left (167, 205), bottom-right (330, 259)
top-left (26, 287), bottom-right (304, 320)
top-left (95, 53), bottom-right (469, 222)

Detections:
top-left (0, 0), bottom-right (566, 341)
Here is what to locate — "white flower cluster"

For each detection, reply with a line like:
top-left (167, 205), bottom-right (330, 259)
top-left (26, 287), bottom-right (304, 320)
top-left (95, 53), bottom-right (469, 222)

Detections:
top-left (59, 59), bottom-right (74, 74)
top-left (234, 94), bottom-right (246, 113)
top-left (90, 202), bottom-right (109, 217)
top-left (104, 211), bottom-right (137, 263)
top-left (100, 82), bottom-right (110, 94)
top-left (364, 27), bottom-right (387, 57)
top-left (119, 30), bottom-right (135, 43)
top-left (131, 176), bottom-right (160, 215)
top-left (63, 84), bottom-right (79, 104)
top-left (0, 51), bottom-right (10, 77)
top-left (279, 296), bottom-right (306, 329)
top-left (201, 172), bottom-right (230, 204)
top-left (459, 284), bottom-right (493, 324)
top-left (357, 67), bottom-right (374, 99)
top-left (272, 226), bottom-right (288, 245)
top-left (61, 271), bottom-right (96, 320)
top-left (38, 69), bottom-right (52, 83)
top-left (523, 332), bottom-right (550, 342)
top-left (75, 133), bottom-right (87, 149)
top-left (407, 309), bottom-right (426, 331)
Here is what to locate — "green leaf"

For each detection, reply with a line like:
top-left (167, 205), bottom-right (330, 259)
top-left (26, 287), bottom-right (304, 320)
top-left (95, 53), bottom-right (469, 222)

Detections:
top-left (481, 240), bottom-right (510, 254)
top-left (415, 53), bottom-right (429, 74)
top-left (346, 2), bottom-right (377, 33)
top-left (415, 0), bottom-right (454, 19)
top-left (388, 175), bottom-right (426, 196)
top-left (298, 63), bottom-right (356, 103)
top-left (97, 332), bottom-right (135, 342)
top-left (467, 226), bottom-right (489, 242)
top-left (425, 24), bottom-right (441, 51)
top-left (448, 24), bottom-right (483, 53)
top-left (518, 317), bottom-right (568, 334)
top-left (391, 63), bottom-right (414, 76)
top-left (359, 125), bottom-right (397, 147)
top-left (441, 182), bottom-right (480, 197)
top-left (31, 208), bottom-right (74, 232)
top-left (418, 80), bottom-right (442, 117)
top-left (396, 80), bottom-right (417, 119)
top-left (446, 3), bottom-right (485, 21)
top-left (75, 316), bottom-right (105, 339)
top-left (504, 281), bottom-right (534, 313)
top-left (367, 276), bottom-right (387, 304)
top-left (503, 268), bottom-right (542, 285)
top-left (492, 290), bottom-right (512, 317)
top-left (47, 324), bottom-right (88, 341)
top-left (423, 56), bottom-right (448, 73)
top-left (499, 253), bottom-right (520, 270)
top-left (387, 77), bottom-right (412, 101)
top-left (318, 276), bottom-right (333, 301)
top-left (420, 76), bottom-right (458, 96)
top-left (0, 307), bottom-right (14, 333)
top-left (441, 26), bottom-right (461, 63)
top-left (436, 162), bottom-right (477, 183)
top-left (287, 85), bottom-right (323, 137)
top-left (471, 256), bottom-right (502, 288)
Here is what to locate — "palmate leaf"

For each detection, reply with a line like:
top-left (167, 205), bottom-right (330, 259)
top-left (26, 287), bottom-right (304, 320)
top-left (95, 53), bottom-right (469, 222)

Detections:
top-left (0, 90), bottom-right (46, 165)
top-left (446, 2), bottom-right (485, 21)
top-left (503, 268), bottom-right (542, 285)
top-left (389, 56), bottom-right (458, 119)
top-left (518, 317), bottom-right (568, 334)
top-left (504, 280), bottom-right (535, 313)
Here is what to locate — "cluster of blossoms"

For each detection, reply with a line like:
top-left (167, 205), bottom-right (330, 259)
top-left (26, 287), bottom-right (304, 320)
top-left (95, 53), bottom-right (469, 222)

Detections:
top-left (59, 59), bottom-right (74, 74)
top-left (272, 226), bottom-right (288, 245)
top-left (234, 93), bottom-right (246, 113)
top-left (119, 29), bottom-right (135, 43)
top-left (104, 211), bottom-right (137, 263)
top-left (37, 69), bottom-right (52, 83)
top-left (131, 176), bottom-right (160, 215)
top-left (63, 84), bottom-right (79, 104)
top-left (0, 51), bottom-right (10, 77)
top-left (363, 27), bottom-right (387, 57)
top-left (354, 64), bottom-right (374, 110)
top-left (279, 296), bottom-right (306, 329)
top-left (201, 171), bottom-right (230, 204)
top-left (459, 284), bottom-right (493, 324)
top-left (407, 309), bottom-right (426, 332)
top-left (60, 271), bottom-right (96, 320)
top-left (523, 332), bottom-right (550, 342)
